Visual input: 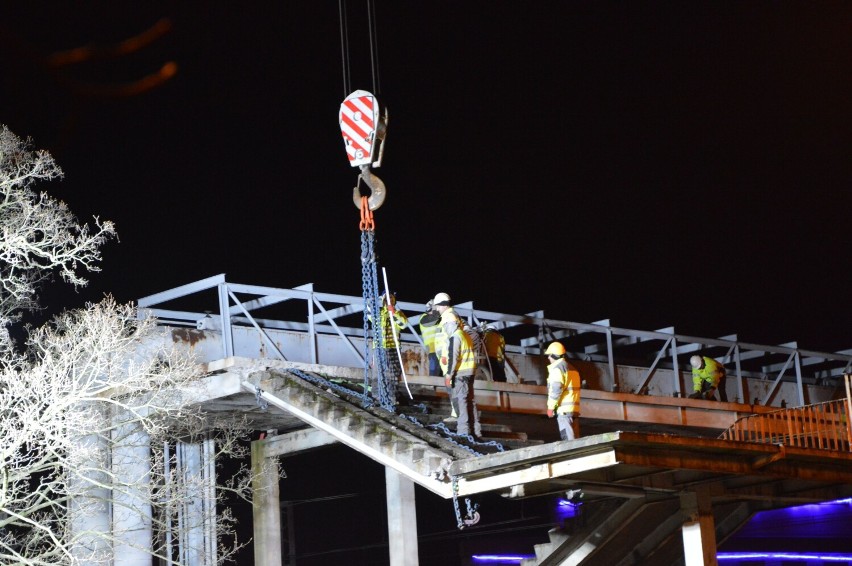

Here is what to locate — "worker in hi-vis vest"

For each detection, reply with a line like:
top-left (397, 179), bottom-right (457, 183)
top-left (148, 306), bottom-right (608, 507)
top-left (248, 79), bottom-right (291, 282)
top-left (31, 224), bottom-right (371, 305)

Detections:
top-left (482, 324), bottom-right (507, 382)
top-left (689, 355), bottom-right (727, 402)
top-left (545, 341), bottom-right (580, 441)
top-left (419, 300), bottom-right (442, 376)
top-left (433, 292), bottom-right (481, 438)
top-left (371, 293), bottom-right (406, 400)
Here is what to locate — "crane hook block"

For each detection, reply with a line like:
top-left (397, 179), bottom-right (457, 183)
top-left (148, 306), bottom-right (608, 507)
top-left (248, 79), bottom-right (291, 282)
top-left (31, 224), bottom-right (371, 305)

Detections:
top-left (340, 90), bottom-right (388, 168)
top-left (353, 165), bottom-right (386, 211)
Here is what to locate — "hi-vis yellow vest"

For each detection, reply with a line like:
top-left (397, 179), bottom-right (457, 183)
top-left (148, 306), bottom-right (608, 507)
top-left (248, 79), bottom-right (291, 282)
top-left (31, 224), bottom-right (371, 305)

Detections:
top-left (437, 309), bottom-right (475, 377)
top-left (547, 359), bottom-right (580, 415)
top-left (420, 321), bottom-right (440, 354)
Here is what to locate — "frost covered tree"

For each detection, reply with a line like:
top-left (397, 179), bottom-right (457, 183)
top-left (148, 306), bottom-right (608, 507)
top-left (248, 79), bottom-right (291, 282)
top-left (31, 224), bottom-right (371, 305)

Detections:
top-left (0, 125), bottom-right (114, 349)
top-left (0, 125), bottom-right (250, 565)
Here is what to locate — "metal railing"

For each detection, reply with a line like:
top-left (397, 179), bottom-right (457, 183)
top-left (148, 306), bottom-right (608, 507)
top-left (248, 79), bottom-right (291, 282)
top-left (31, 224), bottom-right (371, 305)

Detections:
top-left (720, 376), bottom-right (852, 451)
top-left (136, 275), bottom-right (852, 406)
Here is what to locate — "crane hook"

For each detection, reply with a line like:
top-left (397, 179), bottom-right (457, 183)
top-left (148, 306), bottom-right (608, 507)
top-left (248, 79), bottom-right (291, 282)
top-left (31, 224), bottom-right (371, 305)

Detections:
top-left (352, 165), bottom-right (386, 211)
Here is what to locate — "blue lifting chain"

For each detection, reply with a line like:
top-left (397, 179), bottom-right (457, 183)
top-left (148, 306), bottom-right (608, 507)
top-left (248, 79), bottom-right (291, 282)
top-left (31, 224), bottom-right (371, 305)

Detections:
top-left (359, 199), bottom-right (396, 411)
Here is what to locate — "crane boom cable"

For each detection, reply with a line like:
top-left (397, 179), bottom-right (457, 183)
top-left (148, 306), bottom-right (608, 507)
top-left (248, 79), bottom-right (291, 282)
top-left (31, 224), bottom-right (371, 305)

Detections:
top-left (366, 0), bottom-right (381, 95)
top-left (338, 0), bottom-right (352, 97)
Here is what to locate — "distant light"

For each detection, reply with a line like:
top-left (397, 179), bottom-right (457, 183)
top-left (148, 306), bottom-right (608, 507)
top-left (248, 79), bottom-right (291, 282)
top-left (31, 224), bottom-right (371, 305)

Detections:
top-left (556, 498), bottom-right (583, 519)
top-left (471, 555), bottom-right (534, 564)
top-left (718, 552), bottom-right (852, 562)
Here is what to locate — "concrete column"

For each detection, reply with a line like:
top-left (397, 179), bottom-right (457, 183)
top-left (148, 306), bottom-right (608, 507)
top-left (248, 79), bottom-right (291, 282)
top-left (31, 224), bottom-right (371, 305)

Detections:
top-left (68, 428), bottom-right (111, 566)
top-left (179, 441), bottom-right (205, 565)
top-left (112, 416), bottom-right (153, 566)
top-left (385, 467), bottom-right (419, 566)
top-left (680, 490), bottom-right (717, 566)
top-left (252, 439), bottom-right (283, 566)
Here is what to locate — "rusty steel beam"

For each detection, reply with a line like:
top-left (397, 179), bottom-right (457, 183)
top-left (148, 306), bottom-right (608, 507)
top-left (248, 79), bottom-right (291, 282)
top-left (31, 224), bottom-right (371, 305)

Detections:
top-left (406, 375), bottom-right (772, 430)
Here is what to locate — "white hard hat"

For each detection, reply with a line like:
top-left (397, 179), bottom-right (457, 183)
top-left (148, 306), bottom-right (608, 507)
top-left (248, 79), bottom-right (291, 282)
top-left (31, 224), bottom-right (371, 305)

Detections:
top-left (432, 292), bottom-right (451, 306)
top-left (690, 355), bottom-right (703, 369)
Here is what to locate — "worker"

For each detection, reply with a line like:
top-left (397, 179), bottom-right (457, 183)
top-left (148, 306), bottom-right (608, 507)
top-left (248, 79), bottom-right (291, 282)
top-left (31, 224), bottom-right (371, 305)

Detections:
top-left (545, 341), bottom-right (580, 441)
top-left (465, 323), bottom-right (486, 379)
top-left (434, 292), bottom-right (481, 438)
top-left (419, 300), bottom-right (442, 376)
top-left (378, 292), bottom-right (408, 391)
top-left (689, 355), bottom-right (727, 401)
top-left (481, 323), bottom-right (507, 382)
top-left (430, 293), bottom-right (457, 420)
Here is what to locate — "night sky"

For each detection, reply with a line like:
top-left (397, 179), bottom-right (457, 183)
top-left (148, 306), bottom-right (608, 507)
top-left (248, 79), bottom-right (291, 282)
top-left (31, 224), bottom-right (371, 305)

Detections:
top-left (2, 3), bottom-right (850, 350)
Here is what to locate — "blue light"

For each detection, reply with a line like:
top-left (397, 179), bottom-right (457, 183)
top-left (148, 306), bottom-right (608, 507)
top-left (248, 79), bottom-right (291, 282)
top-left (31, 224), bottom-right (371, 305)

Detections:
top-left (718, 552), bottom-right (852, 562)
top-left (471, 554), bottom-right (535, 564)
top-left (731, 496), bottom-right (852, 540)
top-left (556, 498), bottom-right (583, 519)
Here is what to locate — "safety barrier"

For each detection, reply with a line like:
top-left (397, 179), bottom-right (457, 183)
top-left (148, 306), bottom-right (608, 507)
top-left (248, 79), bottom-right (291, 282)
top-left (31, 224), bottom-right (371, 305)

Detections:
top-left (136, 276), bottom-right (852, 407)
top-left (720, 376), bottom-right (852, 451)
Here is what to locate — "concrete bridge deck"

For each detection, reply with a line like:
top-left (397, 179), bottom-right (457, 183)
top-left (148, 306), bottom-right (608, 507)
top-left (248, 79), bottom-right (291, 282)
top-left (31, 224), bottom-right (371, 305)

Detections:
top-left (191, 356), bottom-right (852, 566)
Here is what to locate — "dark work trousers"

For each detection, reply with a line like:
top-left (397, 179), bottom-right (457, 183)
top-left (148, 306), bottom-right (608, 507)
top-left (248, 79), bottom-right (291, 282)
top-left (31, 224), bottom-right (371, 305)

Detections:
top-left (428, 352), bottom-right (442, 376)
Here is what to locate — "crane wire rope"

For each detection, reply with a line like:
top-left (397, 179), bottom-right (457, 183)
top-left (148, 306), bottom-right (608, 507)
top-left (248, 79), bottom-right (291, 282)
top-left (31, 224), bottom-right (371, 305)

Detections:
top-left (338, 0), bottom-right (381, 96)
top-left (367, 0), bottom-right (381, 95)
top-left (337, 0), bottom-right (352, 97)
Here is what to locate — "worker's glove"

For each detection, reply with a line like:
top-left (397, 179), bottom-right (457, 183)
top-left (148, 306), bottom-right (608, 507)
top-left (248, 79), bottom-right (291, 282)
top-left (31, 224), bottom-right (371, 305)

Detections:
top-left (688, 391), bottom-right (701, 399)
top-left (547, 408), bottom-right (555, 418)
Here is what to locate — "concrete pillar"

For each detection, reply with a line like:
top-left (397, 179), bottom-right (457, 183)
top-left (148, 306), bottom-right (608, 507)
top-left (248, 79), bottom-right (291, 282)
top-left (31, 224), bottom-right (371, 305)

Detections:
top-left (385, 467), bottom-right (419, 566)
top-left (252, 439), bottom-right (283, 566)
top-left (680, 490), bottom-right (717, 566)
top-left (68, 429), bottom-right (111, 565)
top-left (112, 416), bottom-right (153, 566)
top-left (179, 441), bottom-right (204, 565)
top-left (202, 437), bottom-right (218, 565)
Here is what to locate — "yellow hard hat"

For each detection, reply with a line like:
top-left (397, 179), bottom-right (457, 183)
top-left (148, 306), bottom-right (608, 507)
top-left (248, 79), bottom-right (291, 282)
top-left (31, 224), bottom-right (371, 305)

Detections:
top-left (545, 342), bottom-right (566, 357)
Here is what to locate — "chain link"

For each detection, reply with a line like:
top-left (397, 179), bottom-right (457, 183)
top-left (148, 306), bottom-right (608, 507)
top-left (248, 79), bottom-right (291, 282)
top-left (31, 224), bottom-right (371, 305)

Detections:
top-left (451, 476), bottom-right (464, 529)
top-left (287, 369), bottom-right (375, 407)
top-left (361, 230), bottom-right (397, 412)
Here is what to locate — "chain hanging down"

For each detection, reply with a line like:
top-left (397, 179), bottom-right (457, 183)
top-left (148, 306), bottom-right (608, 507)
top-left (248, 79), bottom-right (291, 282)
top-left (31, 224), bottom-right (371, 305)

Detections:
top-left (342, 85), bottom-right (394, 411)
top-left (359, 197), bottom-right (396, 411)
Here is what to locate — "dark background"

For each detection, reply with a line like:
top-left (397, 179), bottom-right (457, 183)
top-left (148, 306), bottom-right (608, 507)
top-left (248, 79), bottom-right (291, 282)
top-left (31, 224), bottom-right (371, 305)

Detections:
top-left (2, 1), bottom-right (850, 352)
top-left (2, 3), bottom-right (851, 564)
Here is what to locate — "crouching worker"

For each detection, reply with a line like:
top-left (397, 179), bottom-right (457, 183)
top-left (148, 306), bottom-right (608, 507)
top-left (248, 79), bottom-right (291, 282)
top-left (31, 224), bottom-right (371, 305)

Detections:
top-left (689, 355), bottom-right (727, 402)
top-left (545, 342), bottom-right (581, 441)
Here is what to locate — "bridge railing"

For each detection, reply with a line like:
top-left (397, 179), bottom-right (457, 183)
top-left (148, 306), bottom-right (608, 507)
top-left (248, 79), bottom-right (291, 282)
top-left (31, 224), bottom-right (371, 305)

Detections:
top-left (720, 377), bottom-right (852, 451)
top-left (135, 275), bottom-right (852, 407)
